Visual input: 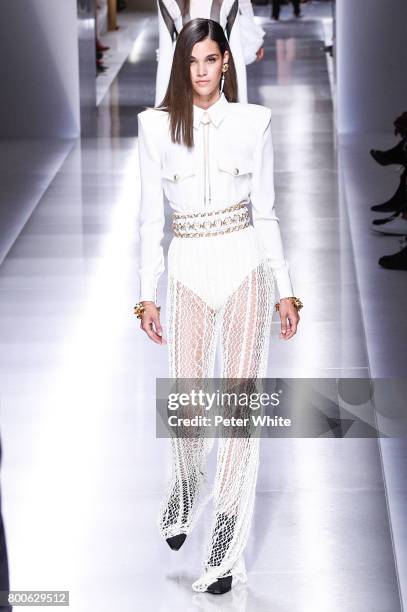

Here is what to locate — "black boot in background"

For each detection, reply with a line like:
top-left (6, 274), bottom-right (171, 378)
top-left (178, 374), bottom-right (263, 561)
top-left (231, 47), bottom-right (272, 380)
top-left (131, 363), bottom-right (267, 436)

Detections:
top-left (371, 169), bottom-right (407, 213)
top-left (379, 237), bottom-right (407, 270)
top-left (370, 138), bottom-right (407, 166)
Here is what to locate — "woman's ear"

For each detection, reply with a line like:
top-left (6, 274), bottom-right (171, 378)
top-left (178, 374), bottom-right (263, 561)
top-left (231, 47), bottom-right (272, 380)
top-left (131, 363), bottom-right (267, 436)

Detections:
top-left (223, 50), bottom-right (230, 64)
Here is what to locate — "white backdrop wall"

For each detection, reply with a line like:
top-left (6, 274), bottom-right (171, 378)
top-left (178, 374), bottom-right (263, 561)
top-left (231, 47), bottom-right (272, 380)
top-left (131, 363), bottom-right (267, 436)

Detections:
top-left (0, 0), bottom-right (81, 139)
top-left (336, 0), bottom-right (407, 134)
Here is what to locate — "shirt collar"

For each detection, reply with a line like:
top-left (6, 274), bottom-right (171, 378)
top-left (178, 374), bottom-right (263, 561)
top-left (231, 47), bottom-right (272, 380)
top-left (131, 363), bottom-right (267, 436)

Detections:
top-left (193, 92), bottom-right (229, 129)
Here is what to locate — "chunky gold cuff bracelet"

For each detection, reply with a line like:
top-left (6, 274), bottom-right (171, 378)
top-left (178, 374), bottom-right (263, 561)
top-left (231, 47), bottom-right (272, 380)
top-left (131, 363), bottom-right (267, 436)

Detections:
top-left (134, 302), bottom-right (161, 319)
top-left (275, 297), bottom-right (303, 312)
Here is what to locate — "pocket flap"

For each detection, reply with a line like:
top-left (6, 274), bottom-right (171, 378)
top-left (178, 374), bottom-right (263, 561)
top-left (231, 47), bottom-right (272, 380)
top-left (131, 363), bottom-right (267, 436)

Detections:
top-left (162, 161), bottom-right (196, 182)
top-left (217, 159), bottom-right (254, 176)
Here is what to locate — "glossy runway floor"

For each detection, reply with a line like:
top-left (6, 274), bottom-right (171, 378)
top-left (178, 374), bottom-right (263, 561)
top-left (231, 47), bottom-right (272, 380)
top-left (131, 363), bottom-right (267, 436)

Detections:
top-left (0, 4), bottom-right (405, 611)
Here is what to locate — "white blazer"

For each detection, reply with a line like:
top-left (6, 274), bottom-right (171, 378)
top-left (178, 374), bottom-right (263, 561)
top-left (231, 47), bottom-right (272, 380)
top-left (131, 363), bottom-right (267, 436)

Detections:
top-left (155, 0), bottom-right (264, 106)
top-left (137, 92), bottom-right (294, 303)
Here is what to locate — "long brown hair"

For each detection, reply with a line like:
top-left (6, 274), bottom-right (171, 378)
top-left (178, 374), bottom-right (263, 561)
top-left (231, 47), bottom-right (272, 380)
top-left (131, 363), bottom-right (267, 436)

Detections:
top-left (155, 18), bottom-right (238, 149)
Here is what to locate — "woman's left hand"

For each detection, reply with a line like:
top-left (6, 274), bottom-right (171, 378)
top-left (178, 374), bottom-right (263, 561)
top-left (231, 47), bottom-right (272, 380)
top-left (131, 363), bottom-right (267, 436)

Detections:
top-left (278, 299), bottom-right (300, 340)
top-left (256, 47), bottom-right (265, 61)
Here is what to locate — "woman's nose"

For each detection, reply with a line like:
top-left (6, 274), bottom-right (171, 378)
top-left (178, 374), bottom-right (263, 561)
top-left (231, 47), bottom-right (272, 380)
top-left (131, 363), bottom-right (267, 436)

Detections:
top-left (197, 63), bottom-right (207, 76)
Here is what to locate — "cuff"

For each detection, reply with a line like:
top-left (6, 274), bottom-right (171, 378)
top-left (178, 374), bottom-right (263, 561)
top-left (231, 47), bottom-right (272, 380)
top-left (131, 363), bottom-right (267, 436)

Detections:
top-left (273, 269), bottom-right (294, 302)
top-left (139, 280), bottom-right (158, 304)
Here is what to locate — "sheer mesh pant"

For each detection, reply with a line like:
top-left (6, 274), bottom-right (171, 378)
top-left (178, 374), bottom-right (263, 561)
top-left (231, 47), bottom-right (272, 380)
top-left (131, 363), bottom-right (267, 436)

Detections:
top-left (158, 258), bottom-right (276, 591)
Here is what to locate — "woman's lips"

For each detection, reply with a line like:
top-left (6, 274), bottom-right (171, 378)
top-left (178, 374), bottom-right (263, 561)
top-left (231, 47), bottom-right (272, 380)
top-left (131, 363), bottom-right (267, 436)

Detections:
top-left (196, 80), bottom-right (209, 84)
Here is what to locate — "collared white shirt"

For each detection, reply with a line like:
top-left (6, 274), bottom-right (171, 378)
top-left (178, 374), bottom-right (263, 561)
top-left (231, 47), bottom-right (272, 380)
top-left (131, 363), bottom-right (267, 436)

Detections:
top-left (137, 92), bottom-right (294, 303)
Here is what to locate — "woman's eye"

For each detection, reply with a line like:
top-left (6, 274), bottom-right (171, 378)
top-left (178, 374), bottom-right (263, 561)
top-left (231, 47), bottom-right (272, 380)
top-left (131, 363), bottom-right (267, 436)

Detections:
top-left (208, 58), bottom-right (216, 63)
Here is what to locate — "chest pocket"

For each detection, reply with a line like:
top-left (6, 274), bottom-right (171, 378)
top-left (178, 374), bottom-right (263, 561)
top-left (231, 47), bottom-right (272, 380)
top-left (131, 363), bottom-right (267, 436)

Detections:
top-left (162, 167), bottom-right (196, 182)
top-left (217, 158), bottom-right (254, 177)
top-left (161, 158), bottom-right (197, 203)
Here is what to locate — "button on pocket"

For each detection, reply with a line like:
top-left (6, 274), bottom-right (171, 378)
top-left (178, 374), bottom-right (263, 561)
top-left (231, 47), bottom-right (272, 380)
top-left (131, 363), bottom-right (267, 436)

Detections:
top-left (162, 165), bottom-right (196, 183)
top-left (161, 160), bottom-right (196, 203)
top-left (218, 160), bottom-right (254, 176)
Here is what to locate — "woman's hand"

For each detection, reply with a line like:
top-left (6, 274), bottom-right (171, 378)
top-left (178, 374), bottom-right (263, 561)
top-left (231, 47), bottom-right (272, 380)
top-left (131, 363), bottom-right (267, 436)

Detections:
top-left (278, 298), bottom-right (300, 340)
top-left (139, 301), bottom-right (167, 345)
top-left (256, 47), bottom-right (265, 61)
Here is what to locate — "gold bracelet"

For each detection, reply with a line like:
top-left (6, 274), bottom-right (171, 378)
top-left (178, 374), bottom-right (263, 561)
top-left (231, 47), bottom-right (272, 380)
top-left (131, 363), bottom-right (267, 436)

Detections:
top-left (134, 302), bottom-right (161, 319)
top-left (275, 297), bottom-right (303, 312)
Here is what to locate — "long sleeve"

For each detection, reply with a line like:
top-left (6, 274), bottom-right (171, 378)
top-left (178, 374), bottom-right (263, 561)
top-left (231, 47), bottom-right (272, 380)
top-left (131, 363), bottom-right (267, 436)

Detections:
top-left (155, 0), bottom-right (176, 107)
top-left (238, 0), bottom-right (258, 20)
top-left (238, 0), bottom-right (266, 66)
top-left (227, 11), bottom-right (248, 103)
top-left (250, 110), bottom-right (294, 300)
top-left (137, 113), bottom-right (165, 303)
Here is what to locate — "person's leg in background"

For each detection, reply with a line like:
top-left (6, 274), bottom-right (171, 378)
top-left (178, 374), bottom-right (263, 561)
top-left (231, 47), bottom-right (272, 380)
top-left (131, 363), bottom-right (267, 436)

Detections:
top-left (272, 0), bottom-right (281, 20)
top-left (292, 0), bottom-right (301, 17)
top-left (0, 434), bottom-right (11, 612)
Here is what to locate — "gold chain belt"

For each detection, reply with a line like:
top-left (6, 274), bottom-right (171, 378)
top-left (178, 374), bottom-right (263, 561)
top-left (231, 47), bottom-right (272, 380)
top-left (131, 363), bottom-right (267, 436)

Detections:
top-left (172, 201), bottom-right (251, 238)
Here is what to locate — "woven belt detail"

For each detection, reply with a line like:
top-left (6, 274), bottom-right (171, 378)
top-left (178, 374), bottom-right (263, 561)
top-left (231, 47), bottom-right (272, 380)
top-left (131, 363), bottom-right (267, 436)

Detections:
top-left (172, 201), bottom-right (251, 238)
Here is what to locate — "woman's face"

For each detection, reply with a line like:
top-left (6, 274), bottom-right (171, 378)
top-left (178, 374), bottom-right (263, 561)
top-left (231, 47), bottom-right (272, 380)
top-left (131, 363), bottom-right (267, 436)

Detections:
top-left (189, 37), bottom-right (229, 99)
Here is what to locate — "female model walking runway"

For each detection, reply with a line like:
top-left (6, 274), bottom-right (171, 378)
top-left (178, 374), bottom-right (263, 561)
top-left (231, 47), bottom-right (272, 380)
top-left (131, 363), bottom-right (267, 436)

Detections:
top-left (135, 18), bottom-right (302, 594)
top-left (155, 0), bottom-right (265, 105)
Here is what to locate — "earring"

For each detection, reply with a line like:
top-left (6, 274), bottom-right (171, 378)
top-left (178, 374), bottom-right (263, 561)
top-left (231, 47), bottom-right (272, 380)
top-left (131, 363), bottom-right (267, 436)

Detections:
top-left (220, 63), bottom-right (229, 93)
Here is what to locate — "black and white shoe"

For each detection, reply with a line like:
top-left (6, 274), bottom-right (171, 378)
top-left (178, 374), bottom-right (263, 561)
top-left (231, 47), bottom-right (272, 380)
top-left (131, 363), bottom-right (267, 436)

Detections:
top-left (166, 533), bottom-right (187, 550)
top-left (206, 575), bottom-right (233, 594)
top-left (164, 477), bottom-right (200, 550)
